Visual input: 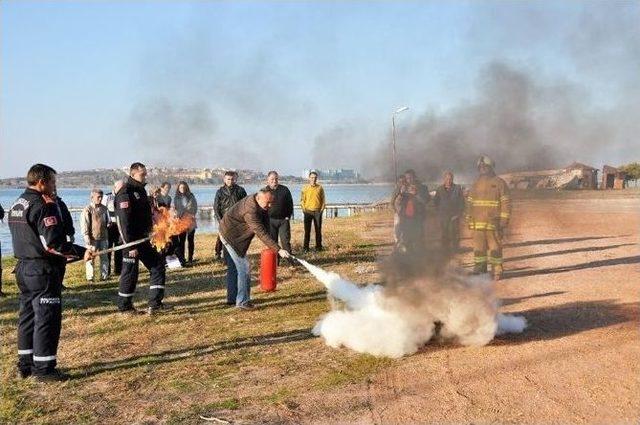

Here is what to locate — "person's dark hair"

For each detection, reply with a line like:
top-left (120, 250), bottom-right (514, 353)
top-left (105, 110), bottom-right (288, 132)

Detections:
top-left (267, 170), bottom-right (278, 178)
top-left (130, 162), bottom-right (146, 173)
top-left (404, 169), bottom-right (416, 176)
top-left (176, 180), bottom-right (191, 195)
top-left (161, 181), bottom-right (171, 189)
top-left (224, 170), bottom-right (236, 177)
top-left (27, 163), bottom-right (57, 186)
top-left (308, 170), bottom-right (318, 177)
top-left (91, 188), bottom-right (104, 196)
top-left (258, 187), bottom-right (273, 195)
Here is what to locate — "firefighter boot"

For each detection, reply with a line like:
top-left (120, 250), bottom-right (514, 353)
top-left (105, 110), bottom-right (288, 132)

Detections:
top-left (493, 264), bottom-right (503, 281)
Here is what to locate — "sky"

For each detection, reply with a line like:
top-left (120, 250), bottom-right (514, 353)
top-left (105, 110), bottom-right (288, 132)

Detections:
top-left (1, 0), bottom-right (638, 179)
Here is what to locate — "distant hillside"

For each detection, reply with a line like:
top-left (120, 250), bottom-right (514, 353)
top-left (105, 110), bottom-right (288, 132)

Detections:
top-left (0, 167), bottom-right (307, 188)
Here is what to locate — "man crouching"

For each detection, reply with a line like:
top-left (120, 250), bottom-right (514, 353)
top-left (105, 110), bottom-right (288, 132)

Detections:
top-left (218, 188), bottom-right (291, 310)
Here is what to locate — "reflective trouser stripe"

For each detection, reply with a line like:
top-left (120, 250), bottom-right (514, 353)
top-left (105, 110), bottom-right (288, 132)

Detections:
top-left (500, 213), bottom-right (510, 218)
top-left (469, 222), bottom-right (496, 230)
top-left (474, 256), bottom-right (488, 263)
top-left (149, 285), bottom-right (165, 290)
top-left (488, 256), bottom-right (503, 264)
top-left (118, 292), bottom-right (135, 297)
top-left (33, 355), bottom-right (56, 362)
top-left (18, 349), bottom-right (34, 355)
top-left (472, 201), bottom-right (499, 207)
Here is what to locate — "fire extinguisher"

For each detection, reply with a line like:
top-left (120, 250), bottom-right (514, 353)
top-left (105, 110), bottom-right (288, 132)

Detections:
top-left (260, 249), bottom-right (277, 292)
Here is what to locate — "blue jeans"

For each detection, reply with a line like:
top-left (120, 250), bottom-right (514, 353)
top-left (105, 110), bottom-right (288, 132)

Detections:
top-left (220, 237), bottom-right (251, 306)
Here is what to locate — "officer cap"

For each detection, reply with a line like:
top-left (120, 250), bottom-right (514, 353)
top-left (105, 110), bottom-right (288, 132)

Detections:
top-left (476, 155), bottom-right (495, 169)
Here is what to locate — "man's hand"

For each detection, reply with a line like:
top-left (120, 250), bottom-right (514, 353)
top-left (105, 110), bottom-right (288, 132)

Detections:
top-left (278, 249), bottom-right (291, 259)
top-left (129, 249), bottom-right (138, 258)
top-left (83, 249), bottom-right (96, 262)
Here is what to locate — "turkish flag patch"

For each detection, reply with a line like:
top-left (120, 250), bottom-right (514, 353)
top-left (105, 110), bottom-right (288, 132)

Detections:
top-left (119, 201), bottom-right (129, 209)
top-left (43, 216), bottom-right (58, 227)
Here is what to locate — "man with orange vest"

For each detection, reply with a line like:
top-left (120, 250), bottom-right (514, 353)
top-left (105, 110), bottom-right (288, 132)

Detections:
top-left (465, 156), bottom-right (511, 280)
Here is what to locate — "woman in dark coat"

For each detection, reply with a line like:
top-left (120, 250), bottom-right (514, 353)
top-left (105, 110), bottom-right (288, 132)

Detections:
top-left (174, 181), bottom-right (198, 265)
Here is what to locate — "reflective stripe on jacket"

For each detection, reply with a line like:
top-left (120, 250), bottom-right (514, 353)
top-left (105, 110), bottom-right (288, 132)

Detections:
top-left (465, 174), bottom-right (511, 231)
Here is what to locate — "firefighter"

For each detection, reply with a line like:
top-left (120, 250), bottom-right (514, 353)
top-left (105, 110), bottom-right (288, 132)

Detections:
top-left (115, 162), bottom-right (172, 315)
top-left (465, 156), bottom-right (511, 280)
top-left (8, 164), bottom-right (90, 381)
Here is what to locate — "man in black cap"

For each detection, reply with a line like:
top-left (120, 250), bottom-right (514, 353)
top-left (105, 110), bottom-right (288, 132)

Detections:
top-left (8, 163), bottom-right (89, 381)
top-left (115, 162), bottom-right (172, 315)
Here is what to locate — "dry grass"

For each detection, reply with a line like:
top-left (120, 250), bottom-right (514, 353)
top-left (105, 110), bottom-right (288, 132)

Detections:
top-left (0, 212), bottom-right (394, 424)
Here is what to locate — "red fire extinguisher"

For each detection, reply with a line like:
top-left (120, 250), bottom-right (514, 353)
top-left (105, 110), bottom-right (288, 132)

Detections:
top-left (260, 249), bottom-right (277, 292)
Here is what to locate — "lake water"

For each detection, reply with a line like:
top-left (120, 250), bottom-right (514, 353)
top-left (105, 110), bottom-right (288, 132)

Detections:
top-left (0, 184), bottom-right (393, 255)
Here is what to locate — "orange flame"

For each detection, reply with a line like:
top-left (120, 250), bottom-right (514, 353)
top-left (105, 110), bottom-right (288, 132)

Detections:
top-left (151, 207), bottom-right (196, 251)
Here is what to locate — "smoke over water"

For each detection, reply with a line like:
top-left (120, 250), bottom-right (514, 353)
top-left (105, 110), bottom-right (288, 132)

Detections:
top-left (297, 258), bottom-right (526, 358)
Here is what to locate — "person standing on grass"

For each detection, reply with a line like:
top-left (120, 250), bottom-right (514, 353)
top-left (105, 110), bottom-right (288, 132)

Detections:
top-left (218, 188), bottom-right (290, 310)
top-left (8, 163), bottom-right (91, 382)
top-left (300, 171), bottom-right (326, 252)
top-left (213, 171), bottom-right (247, 260)
top-left (265, 171), bottom-right (294, 264)
top-left (174, 181), bottom-right (198, 265)
top-left (393, 169), bottom-right (430, 254)
top-left (103, 180), bottom-right (124, 276)
top-left (0, 203), bottom-right (5, 297)
top-left (81, 188), bottom-right (110, 282)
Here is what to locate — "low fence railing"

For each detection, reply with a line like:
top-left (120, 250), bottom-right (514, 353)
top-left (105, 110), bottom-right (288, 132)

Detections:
top-left (67, 202), bottom-right (391, 220)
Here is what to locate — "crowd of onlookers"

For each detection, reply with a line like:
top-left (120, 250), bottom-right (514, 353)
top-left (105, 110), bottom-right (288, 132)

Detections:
top-left (75, 170), bottom-right (326, 284)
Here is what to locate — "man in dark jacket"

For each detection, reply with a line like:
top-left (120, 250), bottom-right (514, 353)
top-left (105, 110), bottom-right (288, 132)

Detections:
top-left (265, 171), bottom-right (294, 264)
top-left (213, 171), bottom-right (247, 260)
top-left (219, 188), bottom-right (290, 309)
top-left (115, 162), bottom-right (170, 315)
top-left (8, 164), bottom-right (90, 381)
top-left (433, 171), bottom-right (465, 253)
top-left (0, 203), bottom-right (5, 297)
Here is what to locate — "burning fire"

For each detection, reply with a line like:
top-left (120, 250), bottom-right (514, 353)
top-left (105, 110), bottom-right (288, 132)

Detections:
top-left (151, 207), bottom-right (196, 251)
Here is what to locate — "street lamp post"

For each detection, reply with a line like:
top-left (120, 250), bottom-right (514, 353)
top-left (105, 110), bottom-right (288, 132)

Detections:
top-left (391, 106), bottom-right (409, 182)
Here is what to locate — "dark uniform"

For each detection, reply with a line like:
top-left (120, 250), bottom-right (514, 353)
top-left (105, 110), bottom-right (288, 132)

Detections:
top-left (0, 203), bottom-right (5, 296)
top-left (8, 188), bottom-right (73, 377)
top-left (105, 191), bottom-right (123, 275)
top-left (115, 176), bottom-right (166, 311)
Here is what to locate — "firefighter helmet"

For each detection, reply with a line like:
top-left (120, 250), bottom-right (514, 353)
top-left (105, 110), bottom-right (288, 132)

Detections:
top-left (476, 155), bottom-right (495, 169)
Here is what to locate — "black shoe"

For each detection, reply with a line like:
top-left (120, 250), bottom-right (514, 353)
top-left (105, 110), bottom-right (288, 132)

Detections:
top-left (302, 248), bottom-right (310, 253)
top-left (315, 246), bottom-right (324, 252)
top-left (0, 291), bottom-right (7, 298)
top-left (119, 306), bottom-right (141, 315)
top-left (18, 368), bottom-right (32, 379)
top-left (34, 369), bottom-right (71, 382)
top-left (147, 303), bottom-right (174, 315)
top-left (236, 303), bottom-right (255, 311)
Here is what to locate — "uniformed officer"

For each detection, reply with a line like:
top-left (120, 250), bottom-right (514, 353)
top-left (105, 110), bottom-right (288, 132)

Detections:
top-left (8, 164), bottom-right (89, 381)
top-left (115, 162), bottom-right (172, 315)
top-left (465, 156), bottom-right (511, 280)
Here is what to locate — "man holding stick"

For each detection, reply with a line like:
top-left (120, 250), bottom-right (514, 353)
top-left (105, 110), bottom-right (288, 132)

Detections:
top-left (8, 164), bottom-right (91, 381)
top-left (115, 162), bottom-right (171, 315)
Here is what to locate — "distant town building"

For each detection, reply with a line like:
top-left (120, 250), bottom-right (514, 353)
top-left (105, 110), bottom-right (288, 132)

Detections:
top-left (302, 168), bottom-right (360, 182)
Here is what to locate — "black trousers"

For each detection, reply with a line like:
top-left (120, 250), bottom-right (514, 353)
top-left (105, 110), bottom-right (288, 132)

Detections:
top-left (107, 223), bottom-right (122, 275)
top-left (0, 241), bottom-right (3, 292)
top-left (118, 242), bottom-right (166, 310)
top-left (303, 211), bottom-right (323, 250)
top-left (397, 217), bottom-right (425, 253)
top-left (269, 218), bottom-right (291, 252)
top-left (177, 229), bottom-right (196, 263)
top-left (439, 216), bottom-right (460, 253)
top-left (214, 236), bottom-right (223, 257)
top-left (16, 258), bottom-right (63, 376)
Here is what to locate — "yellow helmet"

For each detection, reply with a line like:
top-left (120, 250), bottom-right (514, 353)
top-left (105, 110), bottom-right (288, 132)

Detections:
top-left (476, 155), bottom-right (495, 169)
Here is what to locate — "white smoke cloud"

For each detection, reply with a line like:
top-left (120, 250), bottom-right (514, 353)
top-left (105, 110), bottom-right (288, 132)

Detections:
top-left (298, 259), bottom-right (526, 358)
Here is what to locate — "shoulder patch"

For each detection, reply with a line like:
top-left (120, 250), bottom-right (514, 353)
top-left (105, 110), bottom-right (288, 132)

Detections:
top-left (43, 216), bottom-right (58, 227)
top-left (119, 201), bottom-right (130, 209)
top-left (133, 192), bottom-right (140, 200)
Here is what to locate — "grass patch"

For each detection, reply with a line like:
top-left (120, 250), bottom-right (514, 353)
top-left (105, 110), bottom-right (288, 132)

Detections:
top-left (0, 212), bottom-right (396, 423)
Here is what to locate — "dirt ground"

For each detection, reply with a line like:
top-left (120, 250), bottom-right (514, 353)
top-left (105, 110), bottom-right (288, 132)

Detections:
top-left (296, 192), bottom-right (640, 424)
